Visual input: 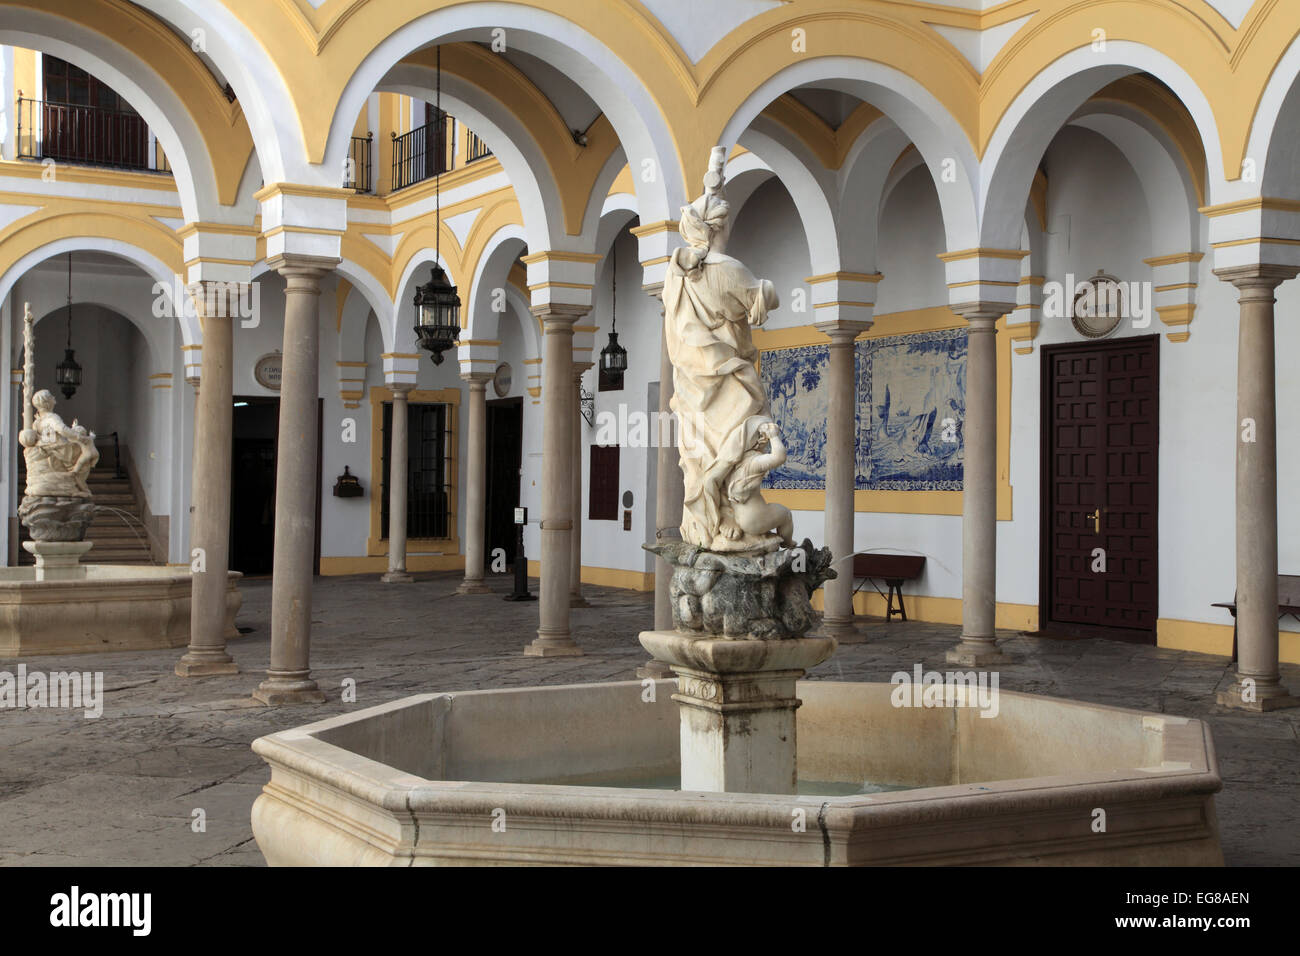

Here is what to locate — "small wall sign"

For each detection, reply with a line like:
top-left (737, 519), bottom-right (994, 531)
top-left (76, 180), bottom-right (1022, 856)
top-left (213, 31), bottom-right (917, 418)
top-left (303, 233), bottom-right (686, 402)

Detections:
top-left (493, 362), bottom-right (513, 398)
top-left (254, 352), bottom-right (282, 391)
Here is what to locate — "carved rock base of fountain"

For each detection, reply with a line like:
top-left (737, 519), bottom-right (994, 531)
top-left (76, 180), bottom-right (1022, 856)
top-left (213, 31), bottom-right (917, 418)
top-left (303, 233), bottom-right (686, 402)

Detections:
top-left (22, 540), bottom-right (94, 582)
top-left (0, 563), bottom-right (242, 657)
top-left (17, 495), bottom-right (95, 542)
top-left (646, 538), bottom-right (835, 640)
top-left (639, 630), bottom-right (836, 794)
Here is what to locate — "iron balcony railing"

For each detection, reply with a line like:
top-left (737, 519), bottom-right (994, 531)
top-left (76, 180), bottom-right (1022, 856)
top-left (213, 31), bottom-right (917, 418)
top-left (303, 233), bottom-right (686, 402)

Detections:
top-left (465, 129), bottom-right (492, 163)
top-left (391, 114), bottom-right (453, 192)
top-left (15, 97), bottom-right (169, 173)
top-left (346, 132), bottom-right (373, 192)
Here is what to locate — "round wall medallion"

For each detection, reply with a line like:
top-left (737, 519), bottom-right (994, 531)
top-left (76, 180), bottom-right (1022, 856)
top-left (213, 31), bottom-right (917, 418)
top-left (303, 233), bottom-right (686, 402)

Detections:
top-left (622, 490), bottom-right (634, 509)
top-left (1071, 271), bottom-right (1125, 339)
top-left (493, 362), bottom-right (513, 397)
top-left (254, 352), bottom-right (282, 391)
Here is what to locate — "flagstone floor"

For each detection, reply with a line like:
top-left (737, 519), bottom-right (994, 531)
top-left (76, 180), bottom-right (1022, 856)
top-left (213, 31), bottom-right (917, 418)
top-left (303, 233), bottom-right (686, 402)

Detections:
top-left (0, 572), bottom-right (1295, 866)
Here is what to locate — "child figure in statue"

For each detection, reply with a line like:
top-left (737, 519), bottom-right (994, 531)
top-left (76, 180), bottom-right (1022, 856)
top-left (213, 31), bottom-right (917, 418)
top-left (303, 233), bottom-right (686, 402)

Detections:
top-left (721, 419), bottom-right (794, 548)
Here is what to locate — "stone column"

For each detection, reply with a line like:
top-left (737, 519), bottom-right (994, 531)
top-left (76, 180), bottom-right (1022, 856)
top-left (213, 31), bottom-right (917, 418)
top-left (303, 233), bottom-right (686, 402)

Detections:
top-left (1216, 265), bottom-right (1299, 711)
top-left (571, 363), bottom-right (592, 607)
top-left (176, 286), bottom-right (236, 677)
top-left (816, 320), bottom-right (869, 643)
top-left (457, 372), bottom-right (492, 594)
top-left (254, 257), bottom-right (331, 705)
top-left (381, 383), bottom-right (414, 583)
top-left (524, 307), bottom-right (584, 656)
top-left (947, 309), bottom-right (1007, 666)
top-left (641, 297), bottom-right (683, 679)
top-left (653, 298), bottom-right (683, 630)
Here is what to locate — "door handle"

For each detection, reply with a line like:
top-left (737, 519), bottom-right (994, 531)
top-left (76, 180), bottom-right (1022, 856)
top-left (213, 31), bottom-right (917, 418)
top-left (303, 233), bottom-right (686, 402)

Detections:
top-left (1085, 509), bottom-right (1100, 533)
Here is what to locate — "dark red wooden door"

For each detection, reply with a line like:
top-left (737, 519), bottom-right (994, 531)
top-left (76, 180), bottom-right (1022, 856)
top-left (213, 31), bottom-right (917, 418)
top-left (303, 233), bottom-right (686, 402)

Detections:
top-left (1042, 336), bottom-right (1158, 639)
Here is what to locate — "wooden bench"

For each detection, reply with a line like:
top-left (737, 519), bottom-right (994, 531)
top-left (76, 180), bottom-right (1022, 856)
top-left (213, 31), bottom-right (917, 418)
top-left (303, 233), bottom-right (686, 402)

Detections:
top-left (852, 553), bottom-right (926, 622)
top-left (1212, 574), bottom-right (1300, 661)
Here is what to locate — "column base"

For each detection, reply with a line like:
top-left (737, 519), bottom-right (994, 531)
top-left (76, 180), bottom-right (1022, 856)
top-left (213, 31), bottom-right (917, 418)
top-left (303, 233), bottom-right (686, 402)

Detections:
top-left (456, 579), bottom-right (492, 595)
top-left (253, 676), bottom-right (326, 706)
top-left (174, 653), bottom-right (238, 678)
top-left (523, 636), bottom-right (584, 657)
top-left (822, 617), bottom-right (866, 645)
top-left (381, 570), bottom-right (413, 584)
top-left (946, 639), bottom-right (1009, 667)
top-left (636, 659), bottom-right (674, 679)
top-left (1217, 681), bottom-right (1300, 712)
top-left (569, 594), bottom-right (591, 608)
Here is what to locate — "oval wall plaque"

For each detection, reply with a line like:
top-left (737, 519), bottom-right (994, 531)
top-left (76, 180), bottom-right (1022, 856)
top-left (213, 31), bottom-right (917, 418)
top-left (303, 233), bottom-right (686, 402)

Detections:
top-left (254, 353), bottom-right (282, 391)
top-left (493, 362), bottom-right (513, 398)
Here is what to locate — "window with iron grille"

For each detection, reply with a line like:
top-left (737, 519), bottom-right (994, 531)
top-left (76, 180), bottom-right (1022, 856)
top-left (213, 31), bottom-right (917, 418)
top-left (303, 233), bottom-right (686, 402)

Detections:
top-left (380, 401), bottom-right (454, 539)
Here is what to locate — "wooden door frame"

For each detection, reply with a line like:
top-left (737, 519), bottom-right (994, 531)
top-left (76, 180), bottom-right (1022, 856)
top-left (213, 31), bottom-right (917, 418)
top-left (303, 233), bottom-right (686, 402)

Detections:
top-left (1037, 334), bottom-right (1160, 642)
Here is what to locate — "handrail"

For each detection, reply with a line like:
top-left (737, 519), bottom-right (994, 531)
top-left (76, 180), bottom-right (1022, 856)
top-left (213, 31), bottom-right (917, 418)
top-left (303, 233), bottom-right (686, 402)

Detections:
top-left (15, 96), bottom-right (166, 173)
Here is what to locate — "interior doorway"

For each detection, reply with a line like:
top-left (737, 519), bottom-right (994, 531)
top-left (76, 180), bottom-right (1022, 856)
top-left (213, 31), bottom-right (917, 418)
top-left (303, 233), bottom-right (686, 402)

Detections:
top-left (229, 396), bottom-right (322, 577)
top-left (1039, 335), bottom-right (1159, 642)
top-left (484, 397), bottom-right (523, 571)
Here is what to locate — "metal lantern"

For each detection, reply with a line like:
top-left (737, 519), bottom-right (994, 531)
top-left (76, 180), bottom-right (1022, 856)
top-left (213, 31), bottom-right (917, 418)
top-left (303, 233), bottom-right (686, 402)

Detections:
top-left (597, 238), bottom-right (627, 383)
top-left (56, 347), bottom-right (82, 400)
top-left (57, 253), bottom-right (81, 399)
top-left (600, 330), bottom-right (627, 375)
top-left (413, 264), bottom-right (461, 364)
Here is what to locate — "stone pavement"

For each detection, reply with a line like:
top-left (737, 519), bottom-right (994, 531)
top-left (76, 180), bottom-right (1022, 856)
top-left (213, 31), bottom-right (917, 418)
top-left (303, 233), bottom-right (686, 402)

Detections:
top-left (0, 571), bottom-right (1295, 866)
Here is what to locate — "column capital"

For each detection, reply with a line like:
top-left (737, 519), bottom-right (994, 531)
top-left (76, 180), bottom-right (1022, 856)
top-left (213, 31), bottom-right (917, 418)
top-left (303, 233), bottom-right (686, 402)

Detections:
top-left (1213, 263), bottom-right (1299, 294)
top-left (814, 319), bottom-right (872, 344)
top-left (950, 303), bottom-right (1007, 328)
top-left (460, 370), bottom-right (493, 387)
top-left (389, 381), bottom-right (415, 396)
top-left (267, 253), bottom-right (340, 281)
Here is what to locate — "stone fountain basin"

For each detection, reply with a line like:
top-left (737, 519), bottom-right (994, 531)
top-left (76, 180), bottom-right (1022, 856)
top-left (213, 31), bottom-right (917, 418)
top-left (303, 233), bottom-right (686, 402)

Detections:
top-left (250, 679), bottom-right (1222, 866)
top-left (0, 566), bottom-right (241, 656)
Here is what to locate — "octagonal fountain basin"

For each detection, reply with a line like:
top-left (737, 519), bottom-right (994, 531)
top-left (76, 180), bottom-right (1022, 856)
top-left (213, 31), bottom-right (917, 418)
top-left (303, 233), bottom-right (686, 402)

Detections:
top-left (250, 679), bottom-right (1223, 866)
top-left (0, 566), bottom-right (241, 656)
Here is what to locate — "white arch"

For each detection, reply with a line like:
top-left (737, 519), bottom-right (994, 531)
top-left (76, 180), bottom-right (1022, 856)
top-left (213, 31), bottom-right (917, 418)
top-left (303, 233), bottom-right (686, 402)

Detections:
top-left (0, 19), bottom-right (215, 222)
top-left (30, 299), bottom-right (166, 379)
top-left (336, 260), bottom-right (394, 354)
top-left (718, 57), bottom-right (980, 251)
top-left (380, 66), bottom-right (561, 252)
top-left (1067, 107), bottom-right (1199, 254)
top-left (0, 238), bottom-right (191, 353)
top-left (466, 223), bottom-right (528, 342)
top-left (980, 42), bottom-right (1225, 248)
top-left (130, 0), bottom-right (294, 184)
top-left (1246, 32), bottom-right (1300, 200)
top-left (577, 146), bottom-right (633, 247)
top-left (736, 120), bottom-right (842, 276)
top-left (323, 3), bottom-right (685, 232)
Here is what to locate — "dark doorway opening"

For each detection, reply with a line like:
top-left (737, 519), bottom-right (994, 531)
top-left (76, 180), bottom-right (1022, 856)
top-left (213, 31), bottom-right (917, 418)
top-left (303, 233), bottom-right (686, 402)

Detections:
top-left (1039, 335), bottom-right (1159, 643)
top-left (485, 397), bottom-right (523, 571)
top-left (229, 396), bottom-right (322, 577)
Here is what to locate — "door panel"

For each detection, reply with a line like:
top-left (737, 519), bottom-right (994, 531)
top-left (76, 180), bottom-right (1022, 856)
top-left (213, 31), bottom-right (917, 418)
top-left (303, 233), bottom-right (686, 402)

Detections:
top-left (1041, 336), bottom-right (1158, 639)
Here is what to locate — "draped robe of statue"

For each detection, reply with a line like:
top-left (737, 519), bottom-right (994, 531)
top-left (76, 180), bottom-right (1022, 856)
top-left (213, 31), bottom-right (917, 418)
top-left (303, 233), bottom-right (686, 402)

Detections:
top-left (663, 180), bottom-right (784, 553)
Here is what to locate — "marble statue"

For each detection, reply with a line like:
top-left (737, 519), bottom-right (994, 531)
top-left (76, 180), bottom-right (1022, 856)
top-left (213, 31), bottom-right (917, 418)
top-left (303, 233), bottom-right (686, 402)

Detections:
top-left (16, 304), bottom-right (98, 541)
top-left (663, 145), bottom-right (792, 554)
top-left (647, 149), bottom-right (834, 639)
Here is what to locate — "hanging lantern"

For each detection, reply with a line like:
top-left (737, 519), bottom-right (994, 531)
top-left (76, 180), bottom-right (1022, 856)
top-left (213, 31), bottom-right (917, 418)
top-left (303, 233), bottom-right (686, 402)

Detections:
top-left (413, 264), bottom-right (461, 364)
top-left (413, 45), bottom-right (461, 366)
top-left (56, 347), bottom-right (82, 400)
top-left (57, 253), bottom-right (82, 400)
top-left (598, 238), bottom-right (627, 387)
top-left (600, 330), bottom-right (627, 376)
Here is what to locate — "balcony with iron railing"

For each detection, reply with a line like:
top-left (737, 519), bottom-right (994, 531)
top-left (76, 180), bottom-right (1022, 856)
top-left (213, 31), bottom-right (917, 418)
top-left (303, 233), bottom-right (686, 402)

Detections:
top-left (391, 119), bottom-right (453, 192)
top-left (465, 129), bottom-right (492, 163)
top-left (15, 97), bottom-right (171, 174)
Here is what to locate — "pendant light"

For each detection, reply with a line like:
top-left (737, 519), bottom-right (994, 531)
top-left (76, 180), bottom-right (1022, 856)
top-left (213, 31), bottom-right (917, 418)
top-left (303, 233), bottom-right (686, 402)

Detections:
top-left (55, 252), bottom-right (82, 400)
top-left (599, 238), bottom-right (627, 380)
top-left (414, 45), bottom-right (461, 365)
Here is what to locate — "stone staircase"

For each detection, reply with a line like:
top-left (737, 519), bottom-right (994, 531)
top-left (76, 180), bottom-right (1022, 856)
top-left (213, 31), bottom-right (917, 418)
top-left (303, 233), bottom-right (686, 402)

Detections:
top-left (17, 461), bottom-right (160, 566)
